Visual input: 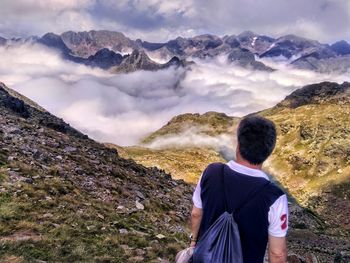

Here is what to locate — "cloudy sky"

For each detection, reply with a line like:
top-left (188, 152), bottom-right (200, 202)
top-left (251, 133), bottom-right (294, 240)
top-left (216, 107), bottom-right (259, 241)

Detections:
top-left (0, 0), bottom-right (349, 43)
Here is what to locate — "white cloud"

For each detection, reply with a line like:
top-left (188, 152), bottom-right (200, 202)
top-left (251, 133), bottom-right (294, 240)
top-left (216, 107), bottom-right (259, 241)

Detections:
top-left (1, 43), bottom-right (350, 146)
top-left (0, 0), bottom-right (92, 13)
top-left (0, 0), bottom-right (95, 37)
top-left (143, 126), bottom-right (234, 149)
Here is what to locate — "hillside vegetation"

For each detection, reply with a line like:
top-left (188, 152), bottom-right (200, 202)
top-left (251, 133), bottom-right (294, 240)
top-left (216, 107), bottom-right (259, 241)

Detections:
top-left (261, 82), bottom-right (350, 231)
top-left (107, 145), bottom-right (226, 184)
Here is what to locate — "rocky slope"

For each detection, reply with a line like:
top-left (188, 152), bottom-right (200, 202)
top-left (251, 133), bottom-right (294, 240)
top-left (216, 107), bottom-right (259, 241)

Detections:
top-left (60, 30), bottom-right (137, 58)
top-left (86, 48), bottom-right (124, 70)
top-left (232, 31), bottom-right (275, 55)
top-left (0, 82), bottom-right (194, 262)
top-left (111, 50), bottom-right (186, 73)
top-left (261, 82), bottom-right (350, 232)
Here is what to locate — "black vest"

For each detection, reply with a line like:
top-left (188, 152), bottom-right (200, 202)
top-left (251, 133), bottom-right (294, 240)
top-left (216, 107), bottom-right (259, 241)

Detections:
top-left (198, 163), bottom-right (285, 263)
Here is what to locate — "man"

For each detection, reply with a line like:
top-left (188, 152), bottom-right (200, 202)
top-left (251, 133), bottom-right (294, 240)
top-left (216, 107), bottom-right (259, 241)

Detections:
top-left (190, 116), bottom-right (288, 263)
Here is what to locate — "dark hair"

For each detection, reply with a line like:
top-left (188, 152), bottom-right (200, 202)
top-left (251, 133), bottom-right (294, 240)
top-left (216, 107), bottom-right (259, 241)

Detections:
top-left (237, 115), bottom-right (276, 165)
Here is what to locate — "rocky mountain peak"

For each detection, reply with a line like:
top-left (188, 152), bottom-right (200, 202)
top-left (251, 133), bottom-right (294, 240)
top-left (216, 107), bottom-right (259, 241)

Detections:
top-left (261, 34), bottom-right (324, 59)
top-left (122, 49), bottom-right (155, 67)
top-left (164, 56), bottom-right (184, 67)
top-left (127, 49), bottom-right (149, 60)
top-left (38, 32), bottom-right (71, 55)
top-left (61, 30), bottom-right (136, 58)
top-left (114, 49), bottom-right (158, 72)
top-left (228, 48), bottom-right (274, 71)
top-left (191, 34), bottom-right (223, 49)
top-left (112, 49), bottom-right (186, 73)
top-left (223, 35), bottom-right (240, 48)
top-left (277, 81), bottom-right (350, 108)
top-left (235, 31), bottom-right (275, 55)
top-left (278, 34), bottom-right (316, 43)
top-left (237, 30), bottom-right (258, 39)
top-left (86, 48), bottom-right (123, 69)
top-left (330, 40), bottom-right (350, 56)
top-left (0, 36), bottom-right (7, 45)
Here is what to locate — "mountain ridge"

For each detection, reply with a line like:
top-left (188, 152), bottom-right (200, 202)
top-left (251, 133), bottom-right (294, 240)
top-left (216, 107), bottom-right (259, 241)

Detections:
top-left (3, 30), bottom-right (350, 73)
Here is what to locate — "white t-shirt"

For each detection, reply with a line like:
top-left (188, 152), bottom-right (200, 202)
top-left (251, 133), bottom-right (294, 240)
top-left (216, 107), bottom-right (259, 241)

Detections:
top-left (192, 160), bottom-right (289, 237)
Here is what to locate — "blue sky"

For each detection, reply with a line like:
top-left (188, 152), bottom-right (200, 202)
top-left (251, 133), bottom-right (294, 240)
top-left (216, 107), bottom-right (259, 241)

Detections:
top-left (0, 0), bottom-right (349, 43)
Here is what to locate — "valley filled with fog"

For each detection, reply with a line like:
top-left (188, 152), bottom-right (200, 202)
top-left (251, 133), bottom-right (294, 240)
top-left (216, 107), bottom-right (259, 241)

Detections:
top-left (1, 42), bottom-right (349, 146)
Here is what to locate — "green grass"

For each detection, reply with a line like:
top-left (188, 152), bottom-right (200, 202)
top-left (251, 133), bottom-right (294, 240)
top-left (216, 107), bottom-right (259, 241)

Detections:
top-left (0, 161), bottom-right (189, 262)
top-left (113, 145), bottom-right (225, 184)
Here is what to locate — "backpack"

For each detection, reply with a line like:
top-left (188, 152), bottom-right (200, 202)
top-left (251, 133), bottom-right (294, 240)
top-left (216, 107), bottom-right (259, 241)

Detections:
top-left (192, 163), bottom-right (269, 263)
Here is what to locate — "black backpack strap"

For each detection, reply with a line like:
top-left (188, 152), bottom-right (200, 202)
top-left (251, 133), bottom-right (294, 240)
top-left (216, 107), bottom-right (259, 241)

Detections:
top-left (220, 163), bottom-right (229, 212)
top-left (220, 163), bottom-right (270, 214)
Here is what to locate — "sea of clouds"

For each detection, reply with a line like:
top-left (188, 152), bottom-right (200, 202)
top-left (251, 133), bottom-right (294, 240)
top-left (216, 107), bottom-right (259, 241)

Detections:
top-left (1, 43), bottom-right (349, 146)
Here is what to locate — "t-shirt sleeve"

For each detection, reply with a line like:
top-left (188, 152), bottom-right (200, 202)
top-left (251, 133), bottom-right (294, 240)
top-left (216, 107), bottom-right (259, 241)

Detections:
top-left (268, 194), bottom-right (289, 237)
top-left (192, 173), bottom-right (203, 209)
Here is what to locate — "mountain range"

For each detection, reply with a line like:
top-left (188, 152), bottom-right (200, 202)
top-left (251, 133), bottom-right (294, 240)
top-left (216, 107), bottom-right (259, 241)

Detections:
top-left (2, 30), bottom-right (350, 73)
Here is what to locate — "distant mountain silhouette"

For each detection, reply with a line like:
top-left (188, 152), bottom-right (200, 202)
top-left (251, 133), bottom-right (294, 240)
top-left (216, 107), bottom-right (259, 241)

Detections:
top-left (330, 40), bottom-right (350, 56)
top-left (3, 30), bottom-right (350, 73)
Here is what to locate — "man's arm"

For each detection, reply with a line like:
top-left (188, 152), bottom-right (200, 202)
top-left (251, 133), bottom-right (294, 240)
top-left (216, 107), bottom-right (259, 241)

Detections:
top-left (268, 235), bottom-right (287, 263)
top-left (268, 194), bottom-right (288, 263)
top-left (190, 205), bottom-right (203, 247)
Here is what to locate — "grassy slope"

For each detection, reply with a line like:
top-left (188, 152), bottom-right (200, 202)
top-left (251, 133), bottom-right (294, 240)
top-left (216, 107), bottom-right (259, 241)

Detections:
top-left (107, 145), bottom-right (226, 184)
top-left (261, 103), bottom-right (350, 231)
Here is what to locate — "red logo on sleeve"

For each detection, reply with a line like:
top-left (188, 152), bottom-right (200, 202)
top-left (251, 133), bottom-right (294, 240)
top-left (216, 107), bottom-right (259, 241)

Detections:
top-left (280, 214), bottom-right (287, 230)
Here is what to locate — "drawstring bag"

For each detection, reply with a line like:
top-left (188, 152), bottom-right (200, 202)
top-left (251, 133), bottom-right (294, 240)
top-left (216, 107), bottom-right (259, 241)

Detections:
top-left (192, 164), bottom-right (268, 263)
top-left (192, 211), bottom-right (242, 263)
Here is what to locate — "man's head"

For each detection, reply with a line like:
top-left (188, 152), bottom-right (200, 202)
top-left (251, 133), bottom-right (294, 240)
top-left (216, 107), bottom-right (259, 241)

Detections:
top-left (236, 115), bottom-right (276, 165)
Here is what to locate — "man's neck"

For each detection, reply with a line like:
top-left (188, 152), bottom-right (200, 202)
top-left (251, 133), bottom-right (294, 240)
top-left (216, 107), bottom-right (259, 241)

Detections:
top-left (235, 156), bottom-right (262, 170)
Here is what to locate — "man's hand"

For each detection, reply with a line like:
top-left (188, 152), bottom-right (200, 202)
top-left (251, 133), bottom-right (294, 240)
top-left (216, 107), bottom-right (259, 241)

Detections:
top-left (268, 235), bottom-right (287, 263)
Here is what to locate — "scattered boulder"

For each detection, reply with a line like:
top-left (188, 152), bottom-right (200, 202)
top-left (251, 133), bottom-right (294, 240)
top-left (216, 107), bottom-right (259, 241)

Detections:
top-left (3, 96), bottom-right (30, 118)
